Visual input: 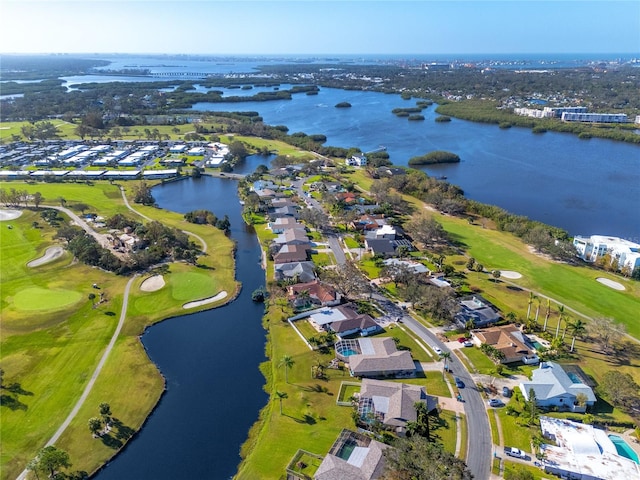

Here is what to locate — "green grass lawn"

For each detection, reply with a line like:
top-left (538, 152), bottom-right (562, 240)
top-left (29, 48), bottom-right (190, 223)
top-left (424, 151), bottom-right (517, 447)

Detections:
top-left (458, 346), bottom-right (497, 375)
top-left (431, 409), bottom-right (460, 454)
top-left (496, 409), bottom-right (536, 451)
top-left (13, 286), bottom-right (83, 311)
top-left (337, 382), bottom-right (361, 403)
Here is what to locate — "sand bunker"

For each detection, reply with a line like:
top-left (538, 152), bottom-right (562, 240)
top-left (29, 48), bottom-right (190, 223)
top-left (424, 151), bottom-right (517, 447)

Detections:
top-left (596, 277), bottom-right (625, 291)
top-left (27, 246), bottom-right (65, 267)
top-left (183, 291), bottom-right (228, 309)
top-left (0, 209), bottom-right (23, 221)
top-left (140, 275), bottom-right (165, 292)
top-left (500, 270), bottom-right (523, 279)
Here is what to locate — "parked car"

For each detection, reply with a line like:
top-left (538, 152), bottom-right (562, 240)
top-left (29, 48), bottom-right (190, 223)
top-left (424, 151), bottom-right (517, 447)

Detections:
top-left (505, 447), bottom-right (526, 459)
top-left (502, 386), bottom-right (512, 397)
top-left (457, 337), bottom-right (468, 343)
top-left (433, 346), bottom-right (443, 355)
top-left (463, 340), bottom-right (473, 347)
top-left (455, 377), bottom-right (465, 388)
top-left (488, 398), bottom-right (503, 407)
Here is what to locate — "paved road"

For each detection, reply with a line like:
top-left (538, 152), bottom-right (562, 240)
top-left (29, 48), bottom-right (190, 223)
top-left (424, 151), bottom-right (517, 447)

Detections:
top-left (399, 314), bottom-right (492, 480)
top-left (16, 274), bottom-right (138, 480)
top-left (368, 289), bottom-right (491, 479)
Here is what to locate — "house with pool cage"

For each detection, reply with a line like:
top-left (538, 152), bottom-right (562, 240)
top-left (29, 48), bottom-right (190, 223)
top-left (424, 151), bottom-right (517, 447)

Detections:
top-left (314, 429), bottom-right (388, 480)
top-left (356, 379), bottom-right (438, 435)
top-left (336, 337), bottom-right (416, 378)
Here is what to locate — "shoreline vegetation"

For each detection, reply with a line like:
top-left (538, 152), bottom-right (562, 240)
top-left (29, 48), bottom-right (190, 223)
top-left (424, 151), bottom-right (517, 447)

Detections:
top-left (408, 150), bottom-right (461, 165)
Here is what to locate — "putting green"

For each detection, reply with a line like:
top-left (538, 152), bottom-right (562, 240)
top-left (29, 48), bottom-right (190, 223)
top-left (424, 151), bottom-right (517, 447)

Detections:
top-left (170, 271), bottom-right (216, 301)
top-left (13, 287), bottom-right (83, 311)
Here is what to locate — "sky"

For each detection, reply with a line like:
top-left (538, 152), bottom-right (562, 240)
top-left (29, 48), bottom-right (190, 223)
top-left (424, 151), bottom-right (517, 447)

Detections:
top-left (1, 0), bottom-right (639, 55)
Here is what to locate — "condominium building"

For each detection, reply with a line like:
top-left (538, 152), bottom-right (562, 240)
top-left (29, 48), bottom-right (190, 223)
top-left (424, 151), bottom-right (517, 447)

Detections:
top-left (573, 235), bottom-right (640, 273)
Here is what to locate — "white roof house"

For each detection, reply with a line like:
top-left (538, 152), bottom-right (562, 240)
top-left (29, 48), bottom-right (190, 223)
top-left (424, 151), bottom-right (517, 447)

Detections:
top-left (520, 362), bottom-right (596, 413)
top-left (539, 416), bottom-right (640, 480)
top-left (169, 144), bottom-right (188, 153)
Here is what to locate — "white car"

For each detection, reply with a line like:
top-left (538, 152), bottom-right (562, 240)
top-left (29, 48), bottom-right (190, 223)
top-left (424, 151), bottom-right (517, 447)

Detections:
top-left (505, 447), bottom-right (526, 459)
top-left (433, 346), bottom-right (443, 355)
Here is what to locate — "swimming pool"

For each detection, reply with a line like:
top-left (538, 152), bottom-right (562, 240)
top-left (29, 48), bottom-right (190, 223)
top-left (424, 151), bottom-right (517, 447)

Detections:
top-left (609, 434), bottom-right (640, 463)
top-left (340, 348), bottom-right (358, 357)
top-left (567, 372), bottom-right (581, 384)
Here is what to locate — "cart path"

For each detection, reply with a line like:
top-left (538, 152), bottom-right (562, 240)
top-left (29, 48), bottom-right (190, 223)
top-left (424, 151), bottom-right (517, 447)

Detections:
top-left (16, 274), bottom-right (138, 480)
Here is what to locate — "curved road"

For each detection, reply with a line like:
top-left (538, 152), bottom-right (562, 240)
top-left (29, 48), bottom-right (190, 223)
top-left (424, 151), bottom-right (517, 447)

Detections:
top-left (16, 274), bottom-right (138, 480)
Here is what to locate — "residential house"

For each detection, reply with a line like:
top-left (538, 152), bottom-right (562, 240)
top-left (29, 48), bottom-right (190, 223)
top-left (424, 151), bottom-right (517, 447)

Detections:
top-left (287, 280), bottom-right (341, 310)
top-left (337, 337), bottom-right (416, 378)
top-left (273, 229), bottom-right (311, 246)
top-left (268, 205), bottom-right (300, 221)
top-left (345, 154), bottom-right (368, 167)
top-left (454, 295), bottom-right (501, 328)
top-left (268, 217), bottom-right (302, 234)
top-left (376, 166), bottom-right (406, 177)
top-left (353, 214), bottom-right (387, 232)
top-left (274, 261), bottom-right (316, 283)
top-left (382, 258), bottom-right (429, 274)
top-left (331, 314), bottom-right (381, 339)
top-left (519, 362), bottom-right (596, 412)
top-left (470, 324), bottom-right (539, 364)
top-left (273, 244), bottom-right (310, 264)
top-left (357, 379), bottom-right (438, 434)
top-left (315, 429), bottom-right (387, 480)
top-left (538, 416), bottom-right (640, 480)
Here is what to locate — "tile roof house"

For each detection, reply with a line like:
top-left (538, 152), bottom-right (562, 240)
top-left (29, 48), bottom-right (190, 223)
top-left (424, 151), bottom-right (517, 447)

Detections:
top-left (470, 324), bottom-right (540, 364)
top-left (287, 280), bottom-right (341, 310)
top-left (315, 429), bottom-right (387, 480)
top-left (519, 362), bottom-right (596, 413)
top-left (338, 337), bottom-right (416, 378)
top-left (357, 379), bottom-right (438, 434)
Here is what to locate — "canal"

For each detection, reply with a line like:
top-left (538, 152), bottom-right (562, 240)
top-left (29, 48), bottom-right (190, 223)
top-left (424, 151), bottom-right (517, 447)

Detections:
top-left (95, 176), bottom-right (267, 479)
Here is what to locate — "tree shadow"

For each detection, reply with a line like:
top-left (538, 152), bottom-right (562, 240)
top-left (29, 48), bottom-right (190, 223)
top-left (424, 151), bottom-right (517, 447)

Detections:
top-left (196, 264), bottom-right (215, 270)
top-left (0, 393), bottom-right (28, 411)
top-left (111, 418), bottom-right (135, 441)
top-left (5, 382), bottom-right (33, 396)
top-left (104, 311), bottom-right (116, 316)
top-left (100, 433), bottom-right (123, 449)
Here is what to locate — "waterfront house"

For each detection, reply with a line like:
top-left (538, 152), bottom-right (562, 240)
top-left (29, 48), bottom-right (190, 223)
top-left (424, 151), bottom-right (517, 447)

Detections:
top-left (519, 362), bottom-right (596, 412)
top-left (273, 229), bottom-right (311, 247)
top-left (337, 337), bottom-right (416, 378)
top-left (315, 429), bottom-right (387, 480)
top-left (274, 261), bottom-right (316, 283)
top-left (573, 234), bottom-right (640, 274)
top-left (273, 244), bottom-right (310, 264)
top-left (287, 280), bottom-right (341, 310)
top-left (357, 379), bottom-right (437, 434)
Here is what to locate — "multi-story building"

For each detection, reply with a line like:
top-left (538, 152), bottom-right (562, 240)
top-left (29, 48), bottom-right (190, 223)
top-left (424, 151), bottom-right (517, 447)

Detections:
top-left (573, 235), bottom-right (640, 273)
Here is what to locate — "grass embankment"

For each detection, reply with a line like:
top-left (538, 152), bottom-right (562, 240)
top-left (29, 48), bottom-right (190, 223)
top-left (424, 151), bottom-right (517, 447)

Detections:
top-left (0, 181), bottom-right (237, 479)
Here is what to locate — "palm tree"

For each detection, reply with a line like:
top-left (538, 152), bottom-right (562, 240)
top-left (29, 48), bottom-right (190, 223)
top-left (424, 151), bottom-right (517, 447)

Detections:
top-left (534, 296), bottom-right (542, 326)
top-left (567, 318), bottom-right (587, 352)
top-left (505, 311), bottom-right (517, 323)
top-left (555, 305), bottom-right (566, 339)
top-left (526, 292), bottom-right (538, 321)
top-left (88, 417), bottom-right (102, 436)
top-left (275, 390), bottom-right (288, 415)
top-left (279, 354), bottom-right (295, 383)
top-left (440, 351), bottom-right (451, 379)
top-left (99, 402), bottom-right (112, 426)
top-left (543, 298), bottom-right (551, 331)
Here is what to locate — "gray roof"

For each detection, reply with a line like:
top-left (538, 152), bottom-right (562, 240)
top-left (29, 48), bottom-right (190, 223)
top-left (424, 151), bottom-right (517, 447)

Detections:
top-left (349, 338), bottom-right (415, 376)
top-left (520, 361), bottom-right (596, 403)
top-left (315, 430), bottom-right (387, 480)
top-left (274, 261), bottom-right (316, 283)
top-left (359, 379), bottom-right (433, 427)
